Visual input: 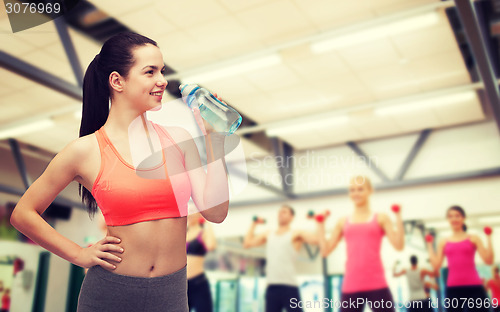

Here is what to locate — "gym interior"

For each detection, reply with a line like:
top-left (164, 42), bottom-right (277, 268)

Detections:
top-left (1, 0), bottom-right (500, 311)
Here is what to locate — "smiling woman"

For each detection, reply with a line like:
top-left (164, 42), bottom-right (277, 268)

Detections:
top-left (426, 205), bottom-right (494, 312)
top-left (9, 32), bottom-right (230, 312)
top-left (317, 176), bottom-right (405, 312)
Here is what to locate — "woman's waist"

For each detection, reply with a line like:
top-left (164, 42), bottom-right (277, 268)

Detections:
top-left (342, 278), bottom-right (388, 293)
top-left (106, 217), bottom-right (186, 246)
top-left (186, 255), bottom-right (205, 279)
top-left (104, 219), bottom-right (187, 277)
top-left (345, 255), bottom-right (384, 272)
top-left (447, 269), bottom-right (482, 286)
top-left (342, 264), bottom-right (388, 292)
top-left (93, 261), bottom-right (187, 282)
top-left (103, 247), bottom-right (187, 278)
top-left (187, 254), bottom-right (205, 265)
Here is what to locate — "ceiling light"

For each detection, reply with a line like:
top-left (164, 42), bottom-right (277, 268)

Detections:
top-left (266, 115), bottom-right (349, 137)
top-left (311, 12), bottom-right (440, 53)
top-left (374, 91), bottom-right (476, 116)
top-left (182, 54), bottom-right (282, 82)
top-left (0, 119), bottom-right (55, 139)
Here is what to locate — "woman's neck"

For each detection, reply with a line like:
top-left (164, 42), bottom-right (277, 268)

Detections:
top-left (105, 100), bottom-right (144, 134)
top-left (354, 203), bottom-right (370, 214)
top-left (451, 228), bottom-right (466, 236)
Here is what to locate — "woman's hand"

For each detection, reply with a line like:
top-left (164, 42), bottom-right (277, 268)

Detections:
top-left (192, 93), bottom-right (226, 135)
top-left (74, 236), bottom-right (123, 269)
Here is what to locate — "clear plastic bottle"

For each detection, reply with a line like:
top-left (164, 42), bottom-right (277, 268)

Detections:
top-left (180, 84), bottom-right (242, 135)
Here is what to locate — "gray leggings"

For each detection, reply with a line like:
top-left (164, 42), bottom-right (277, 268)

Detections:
top-left (77, 265), bottom-right (188, 312)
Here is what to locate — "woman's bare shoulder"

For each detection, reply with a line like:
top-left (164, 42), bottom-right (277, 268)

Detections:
top-left (70, 133), bottom-right (97, 152)
top-left (58, 133), bottom-right (99, 163)
top-left (38, 134), bottom-right (99, 186)
top-left (336, 216), bottom-right (348, 227)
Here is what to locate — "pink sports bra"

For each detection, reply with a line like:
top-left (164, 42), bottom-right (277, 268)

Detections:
top-left (91, 123), bottom-right (191, 226)
top-left (444, 238), bottom-right (482, 286)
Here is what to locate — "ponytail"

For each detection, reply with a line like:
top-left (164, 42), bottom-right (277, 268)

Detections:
top-left (78, 32), bottom-right (158, 217)
top-left (80, 54), bottom-right (109, 138)
top-left (78, 55), bottom-right (109, 217)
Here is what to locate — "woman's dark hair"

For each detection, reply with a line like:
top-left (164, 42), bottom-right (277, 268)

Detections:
top-left (410, 255), bottom-right (418, 266)
top-left (79, 32), bottom-right (157, 216)
top-left (447, 205), bottom-right (467, 232)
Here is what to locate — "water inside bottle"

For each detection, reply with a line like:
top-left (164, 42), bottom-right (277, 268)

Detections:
top-left (197, 90), bottom-right (241, 134)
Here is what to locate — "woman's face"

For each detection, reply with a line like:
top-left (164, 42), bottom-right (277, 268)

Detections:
top-left (122, 44), bottom-right (167, 112)
top-left (348, 179), bottom-right (372, 206)
top-left (446, 209), bottom-right (465, 231)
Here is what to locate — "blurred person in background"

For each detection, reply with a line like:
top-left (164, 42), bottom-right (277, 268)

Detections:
top-left (318, 176), bottom-right (405, 312)
top-left (1, 288), bottom-right (10, 312)
top-left (186, 212), bottom-right (216, 312)
top-left (393, 255), bottom-right (438, 312)
top-left (243, 204), bottom-right (320, 312)
top-left (427, 206), bottom-right (494, 312)
top-left (486, 265), bottom-right (500, 312)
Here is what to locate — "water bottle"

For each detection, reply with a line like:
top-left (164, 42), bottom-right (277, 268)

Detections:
top-left (179, 84), bottom-right (242, 135)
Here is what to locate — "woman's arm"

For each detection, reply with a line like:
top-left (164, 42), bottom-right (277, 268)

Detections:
top-left (319, 218), bottom-right (345, 258)
top-left (177, 126), bottom-right (229, 223)
top-left (471, 234), bottom-right (494, 265)
top-left (379, 212), bottom-right (404, 251)
top-left (427, 238), bottom-right (446, 271)
top-left (10, 139), bottom-right (122, 269)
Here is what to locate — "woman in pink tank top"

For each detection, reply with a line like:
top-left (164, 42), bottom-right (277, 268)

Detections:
top-left (427, 206), bottom-right (494, 312)
top-left (318, 176), bottom-right (405, 312)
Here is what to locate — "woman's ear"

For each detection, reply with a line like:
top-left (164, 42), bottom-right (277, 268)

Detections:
top-left (109, 71), bottom-right (124, 93)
